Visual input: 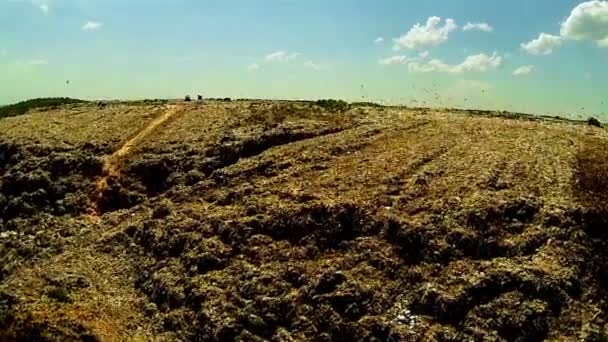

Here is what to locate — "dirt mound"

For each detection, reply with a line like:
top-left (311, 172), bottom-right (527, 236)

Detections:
top-left (1, 100), bottom-right (608, 341)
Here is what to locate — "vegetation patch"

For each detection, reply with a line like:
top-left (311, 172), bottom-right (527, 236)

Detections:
top-left (0, 98), bottom-right (86, 119)
top-left (588, 117), bottom-right (602, 128)
top-left (314, 99), bottom-right (351, 113)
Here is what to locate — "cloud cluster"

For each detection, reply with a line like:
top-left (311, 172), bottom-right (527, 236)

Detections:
top-left (303, 61), bottom-right (321, 70)
top-left (381, 51), bottom-right (502, 75)
top-left (15, 59), bottom-right (49, 69)
top-left (247, 63), bottom-right (260, 71)
top-left (264, 51), bottom-right (300, 63)
top-left (25, 59), bottom-right (48, 65)
top-left (522, 1), bottom-right (608, 55)
top-left (251, 51), bottom-right (323, 71)
top-left (393, 16), bottom-right (457, 50)
top-left (408, 52), bottom-right (502, 74)
top-left (463, 22), bottom-right (494, 32)
top-left (11, 0), bottom-right (49, 13)
top-left (379, 55), bottom-right (409, 66)
top-left (374, 37), bottom-right (384, 44)
top-left (521, 33), bottom-right (563, 55)
top-left (82, 21), bottom-right (103, 31)
top-left (513, 65), bottom-right (535, 76)
top-left (561, 0), bottom-right (608, 47)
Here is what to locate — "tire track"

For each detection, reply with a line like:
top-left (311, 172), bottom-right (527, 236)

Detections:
top-left (91, 104), bottom-right (185, 215)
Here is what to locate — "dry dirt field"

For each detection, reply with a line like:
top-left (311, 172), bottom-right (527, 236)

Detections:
top-left (1, 100), bottom-right (608, 341)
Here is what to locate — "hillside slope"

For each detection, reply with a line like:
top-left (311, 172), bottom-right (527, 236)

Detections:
top-left (1, 100), bottom-right (607, 341)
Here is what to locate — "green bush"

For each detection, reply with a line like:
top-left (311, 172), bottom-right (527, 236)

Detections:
top-left (351, 101), bottom-right (384, 108)
top-left (45, 286), bottom-right (70, 303)
top-left (314, 99), bottom-right (350, 113)
top-left (0, 98), bottom-right (85, 119)
top-left (588, 117), bottom-right (602, 128)
top-left (585, 330), bottom-right (608, 342)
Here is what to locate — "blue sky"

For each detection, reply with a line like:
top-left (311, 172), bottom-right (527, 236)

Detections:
top-left (1, 0), bottom-right (608, 117)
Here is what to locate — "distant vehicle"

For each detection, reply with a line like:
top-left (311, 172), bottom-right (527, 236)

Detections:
top-left (197, 95), bottom-right (203, 101)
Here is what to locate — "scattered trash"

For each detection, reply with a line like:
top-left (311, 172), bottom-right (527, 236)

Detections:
top-left (393, 301), bottom-right (418, 329)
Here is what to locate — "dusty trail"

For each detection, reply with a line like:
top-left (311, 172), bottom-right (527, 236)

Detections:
top-left (105, 104), bottom-right (183, 175)
top-left (92, 104), bottom-right (185, 214)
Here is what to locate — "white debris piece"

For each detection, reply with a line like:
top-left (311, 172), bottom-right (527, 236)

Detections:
top-left (0, 231), bottom-right (17, 239)
top-left (394, 305), bottom-right (418, 328)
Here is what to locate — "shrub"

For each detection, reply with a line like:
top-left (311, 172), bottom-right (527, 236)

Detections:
top-left (351, 101), bottom-right (384, 108)
top-left (585, 330), bottom-right (608, 342)
top-left (0, 98), bottom-right (85, 119)
top-left (184, 95), bottom-right (192, 102)
top-left (588, 117), bottom-right (602, 128)
top-left (152, 201), bottom-right (172, 219)
top-left (46, 286), bottom-right (70, 303)
top-left (314, 99), bottom-right (350, 113)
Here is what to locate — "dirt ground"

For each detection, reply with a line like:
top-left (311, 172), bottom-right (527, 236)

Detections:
top-left (1, 100), bottom-right (608, 341)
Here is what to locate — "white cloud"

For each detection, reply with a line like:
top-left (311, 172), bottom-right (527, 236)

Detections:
top-left (408, 52), bottom-right (502, 74)
top-left (378, 51), bottom-right (430, 66)
top-left (379, 51), bottom-right (430, 67)
top-left (374, 37), bottom-right (384, 44)
top-left (264, 51), bottom-right (300, 63)
top-left (247, 63), bottom-right (260, 70)
top-left (379, 55), bottom-right (409, 66)
top-left (451, 79), bottom-right (494, 92)
top-left (521, 33), bottom-right (563, 55)
top-left (408, 59), bottom-right (449, 73)
top-left (393, 16), bottom-right (458, 50)
top-left (561, 0), bottom-right (608, 47)
top-left (513, 65), bottom-right (535, 76)
top-left (463, 22), bottom-right (494, 32)
top-left (456, 53), bottom-right (502, 72)
top-left (15, 59), bottom-right (48, 67)
top-left (82, 21), bottom-right (103, 31)
top-left (444, 79), bottom-right (494, 103)
top-left (25, 59), bottom-right (48, 65)
top-left (303, 61), bottom-right (321, 70)
top-left (13, 0), bottom-right (50, 13)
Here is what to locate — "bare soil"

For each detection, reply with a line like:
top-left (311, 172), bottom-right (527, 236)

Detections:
top-left (1, 100), bottom-right (608, 341)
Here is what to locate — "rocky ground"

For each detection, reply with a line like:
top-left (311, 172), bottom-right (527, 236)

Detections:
top-left (1, 99), bottom-right (607, 341)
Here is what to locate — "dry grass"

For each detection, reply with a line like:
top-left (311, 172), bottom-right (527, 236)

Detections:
top-left (0, 103), bottom-right (166, 146)
top-left (574, 138), bottom-right (608, 208)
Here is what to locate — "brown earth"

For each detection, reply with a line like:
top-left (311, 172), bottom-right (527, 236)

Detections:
top-left (1, 99), bottom-right (608, 341)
